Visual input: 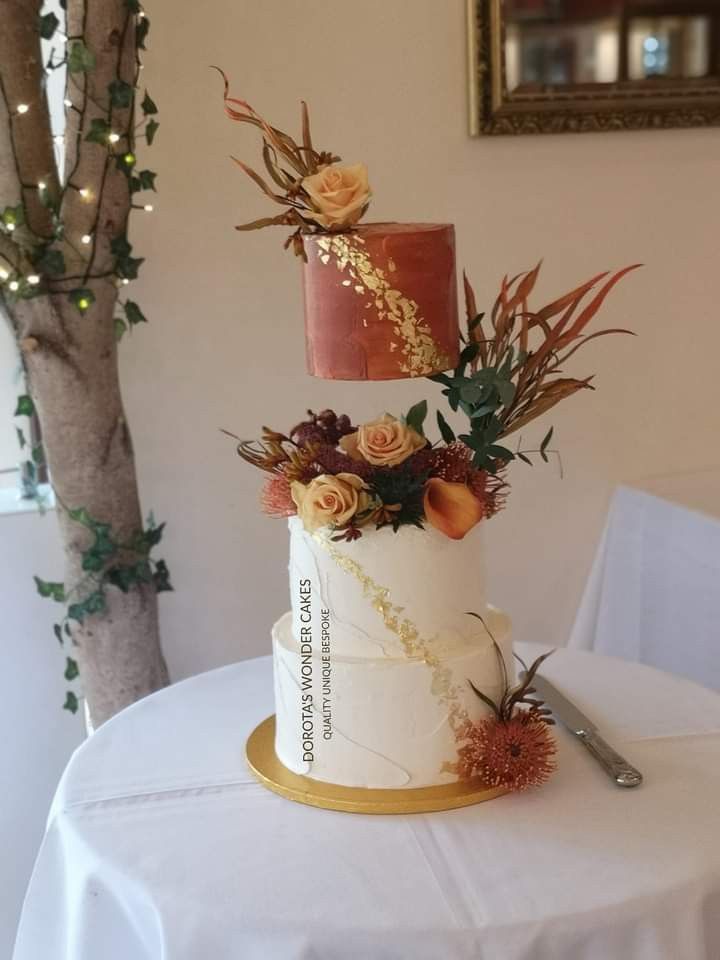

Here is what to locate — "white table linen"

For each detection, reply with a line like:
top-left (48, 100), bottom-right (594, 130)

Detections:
top-left (14, 645), bottom-right (720, 960)
top-left (569, 485), bottom-right (720, 690)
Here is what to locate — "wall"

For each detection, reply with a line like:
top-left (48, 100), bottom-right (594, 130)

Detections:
top-left (0, 510), bottom-right (84, 958)
top-left (106, 0), bottom-right (720, 681)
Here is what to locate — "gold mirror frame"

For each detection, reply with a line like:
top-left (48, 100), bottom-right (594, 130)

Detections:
top-left (467, 0), bottom-right (720, 135)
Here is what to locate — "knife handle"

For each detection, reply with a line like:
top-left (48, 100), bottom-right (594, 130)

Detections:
top-left (579, 733), bottom-right (643, 788)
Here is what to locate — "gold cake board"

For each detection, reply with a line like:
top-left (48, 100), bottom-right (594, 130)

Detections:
top-left (246, 716), bottom-right (507, 815)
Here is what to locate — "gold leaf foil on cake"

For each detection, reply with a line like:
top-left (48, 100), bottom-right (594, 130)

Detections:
top-left (315, 235), bottom-right (451, 377)
top-left (313, 533), bottom-right (470, 739)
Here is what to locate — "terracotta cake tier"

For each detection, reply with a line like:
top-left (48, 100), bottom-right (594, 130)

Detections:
top-left (301, 223), bottom-right (459, 380)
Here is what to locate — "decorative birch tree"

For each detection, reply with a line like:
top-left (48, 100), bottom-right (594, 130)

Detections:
top-left (0, 0), bottom-right (170, 725)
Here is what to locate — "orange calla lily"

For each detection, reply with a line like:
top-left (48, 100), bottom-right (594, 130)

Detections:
top-left (423, 478), bottom-right (484, 540)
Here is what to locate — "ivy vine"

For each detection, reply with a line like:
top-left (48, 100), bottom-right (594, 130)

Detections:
top-left (35, 509), bottom-right (173, 713)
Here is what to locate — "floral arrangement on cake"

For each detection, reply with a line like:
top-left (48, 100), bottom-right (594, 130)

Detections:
top-left (214, 69), bottom-right (370, 256)
top-left (230, 261), bottom-right (638, 541)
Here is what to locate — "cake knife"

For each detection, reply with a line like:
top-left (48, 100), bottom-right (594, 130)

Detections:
top-left (529, 674), bottom-right (644, 788)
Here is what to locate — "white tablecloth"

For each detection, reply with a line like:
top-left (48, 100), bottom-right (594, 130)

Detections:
top-left (14, 645), bottom-right (720, 960)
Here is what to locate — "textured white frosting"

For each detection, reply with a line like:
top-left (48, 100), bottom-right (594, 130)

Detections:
top-left (273, 607), bottom-right (512, 788)
top-left (288, 516), bottom-right (487, 659)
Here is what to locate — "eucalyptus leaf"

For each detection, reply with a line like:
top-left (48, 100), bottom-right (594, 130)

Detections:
top-left (405, 399), bottom-right (427, 436)
top-left (436, 410), bottom-right (455, 444)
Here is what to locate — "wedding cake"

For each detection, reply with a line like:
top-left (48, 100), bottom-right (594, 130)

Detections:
top-left (220, 72), bottom-right (636, 799)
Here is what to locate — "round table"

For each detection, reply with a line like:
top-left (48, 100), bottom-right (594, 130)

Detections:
top-left (14, 645), bottom-right (720, 960)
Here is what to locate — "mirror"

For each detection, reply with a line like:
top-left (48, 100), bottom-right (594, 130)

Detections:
top-left (468, 0), bottom-right (720, 134)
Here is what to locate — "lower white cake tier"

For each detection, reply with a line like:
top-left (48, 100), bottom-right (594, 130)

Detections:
top-left (288, 515), bottom-right (487, 660)
top-left (272, 607), bottom-right (513, 789)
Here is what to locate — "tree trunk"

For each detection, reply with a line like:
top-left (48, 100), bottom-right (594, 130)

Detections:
top-left (0, 0), bottom-right (169, 725)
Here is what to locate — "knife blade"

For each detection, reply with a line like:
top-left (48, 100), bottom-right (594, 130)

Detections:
top-left (529, 673), bottom-right (643, 788)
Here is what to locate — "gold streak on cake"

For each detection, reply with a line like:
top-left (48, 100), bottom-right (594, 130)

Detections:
top-left (315, 235), bottom-right (450, 377)
top-left (313, 533), bottom-right (469, 736)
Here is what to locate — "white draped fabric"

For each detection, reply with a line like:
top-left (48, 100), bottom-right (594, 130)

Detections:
top-left (569, 486), bottom-right (720, 691)
top-left (13, 646), bottom-right (720, 960)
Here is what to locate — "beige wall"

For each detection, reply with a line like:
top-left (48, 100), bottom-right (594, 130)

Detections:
top-left (108, 0), bottom-right (718, 677)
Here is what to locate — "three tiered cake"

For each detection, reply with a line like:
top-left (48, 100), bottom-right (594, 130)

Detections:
top-left (220, 73), bottom-right (636, 804)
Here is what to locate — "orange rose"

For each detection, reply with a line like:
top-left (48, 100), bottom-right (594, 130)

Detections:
top-left (424, 478), bottom-right (484, 540)
top-left (302, 163), bottom-right (370, 229)
top-left (291, 473), bottom-right (370, 532)
top-left (340, 414), bottom-right (425, 467)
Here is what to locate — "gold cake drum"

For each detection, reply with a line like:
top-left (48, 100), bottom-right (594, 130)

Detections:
top-left (246, 716), bottom-right (507, 815)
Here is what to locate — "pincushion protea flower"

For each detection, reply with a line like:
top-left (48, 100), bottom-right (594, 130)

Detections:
top-left (455, 712), bottom-right (557, 791)
top-left (454, 613), bottom-right (557, 792)
top-left (260, 473), bottom-right (296, 518)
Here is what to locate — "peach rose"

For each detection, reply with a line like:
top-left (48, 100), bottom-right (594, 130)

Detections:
top-left (423, 478), bottom-right (484, 540)
top-left (291, 473), bottom-right (370, 532)
top-left (340, 414), bottom-right (426, 467)
top-left (302, 162), bottom-right (371, 229)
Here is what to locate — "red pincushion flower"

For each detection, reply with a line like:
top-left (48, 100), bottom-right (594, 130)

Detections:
top-left (456, 712), bottom-right (557, 792)
top-left (260, 473), bottom-right (296, 518)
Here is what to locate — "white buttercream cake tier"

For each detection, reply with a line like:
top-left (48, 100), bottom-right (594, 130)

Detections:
top-left (288, 516), bottom-right (488, 660)
top-left (272, 606), bottom-right (512, 789)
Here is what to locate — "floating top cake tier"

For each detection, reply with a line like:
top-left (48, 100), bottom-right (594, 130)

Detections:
top-left (301, 223), bottom-right (459, 381)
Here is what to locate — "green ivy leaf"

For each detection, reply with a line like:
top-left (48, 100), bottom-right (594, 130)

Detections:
top-left (68, 288), bottom-right (95, 313)
top-left (118, 257), bottom-right (144, 280)
top-left (145, 118), bottom-right (159, 145)
top-left (114, 317), bottom-right (128, 341)
top-left (84, 117), bottom-right (112, 144)
top-left (404, 400), bottom-right (428, 436)
top-left (54, 623), bottom-right (64, 645)
top-left (67, 40), bottom-right (96, 74)
top-left (34, 247), bottom-right (66, 276)
top-left (31, 444), bottom-right (45, 465)
top-left (110, 235), bottom-right (132, 259)
top-left (68, 589), bottom-right (106, 623)
top-left (16, 426), bottom-right (26, 449)
top-left (124, 301), bottom-right (146, 326)
top-left (152, 559), bottom-right (173, 593)
top-left (136, 16), bottom-right (150, 49)
top-left (106, 561), bottom-right (152, 593)
top-left (124, 0), bottom-right (141, 11)
top-left (131, 169), bottom-right (156, 192)
top-left (2, 204), bottom-right (24, 229)
top-left (436, 410), bottom-right (456, 444)
top-left (39, 11), bottom-right (59, 39)
top-left (34, 576), bottom-right (65, 602)
top-left (64, 657), bottom-right (79, 681)
top-left (63, 691), bottom-right (79, 714)
top-left (141, 90), bottom-right (158, 114)
top-left (14, 395), bottom-right (34, 417)
top-left (67, 506), bottom-right (94, 527)
top-left (108, 79), bottom-right (133, 109)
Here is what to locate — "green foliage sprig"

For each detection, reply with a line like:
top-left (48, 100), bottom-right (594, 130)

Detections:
top-left (431, 264), bottom-right (639, 471)
top-left (35, 508), bottom-right (173, 713)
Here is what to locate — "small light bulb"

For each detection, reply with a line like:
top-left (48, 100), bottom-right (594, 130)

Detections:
top-left (17, 104), bottom-right (29, 114)
top-left (0, 268), bottom-right (9, 281)
top-left (121, 278), bottom-right (130, 285)
top-left (9, 280), bottom-right (19, 292)
top-left (123, 152), bottom-right (136, 166)
top-left (108, 132), bottom-right (120, 144)
top-left (79, 188), bottom-right (91, 199)
top-left (138, 10), bottom-right (146, 17)
top-left (81, 234), bottom-right (92, 245)
top-left (38, 180), bottom-right (47, 190)
top-left (6, 222), bottom-right (15, 232)
top-left (53, 134), bottom-right (64, 145)
top-left (143, 203), bottom-right (154, 212)
top-left (27, 274), bottom-right (40, 285)
top-left (77, 297), bottom-right (90, 310)
top-left (138, 64), bottom-right (144, 71)
top-left (64, 98), bottom-right (72, 108)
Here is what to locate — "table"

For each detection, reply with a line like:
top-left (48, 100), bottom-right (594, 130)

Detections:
top-left (14, 645), bottom-right (720, 960)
